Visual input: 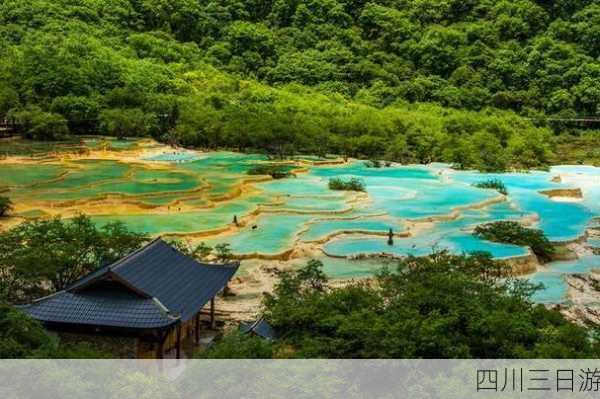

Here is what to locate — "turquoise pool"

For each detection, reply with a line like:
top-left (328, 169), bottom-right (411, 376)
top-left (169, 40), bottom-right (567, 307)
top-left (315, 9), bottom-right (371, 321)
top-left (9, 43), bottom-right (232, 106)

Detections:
top-left (529, 255), bottom-right (600, 303)
top-left (4, 147), bottom-right (599, 305)
top-left (301, 218), bottom-right (402, 242)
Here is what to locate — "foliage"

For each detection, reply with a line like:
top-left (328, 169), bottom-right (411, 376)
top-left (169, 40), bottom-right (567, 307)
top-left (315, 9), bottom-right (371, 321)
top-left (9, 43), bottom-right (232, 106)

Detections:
top-left (206, 254), bottom-right (598, 359)
top-left (1, 0), bottom-right (597, 169)
top-left (550, 132), bottom-right (600, 166)
top-left (9, 107), bottom-right (69, 141)
top-left (0, 302), bottom-right (109, 358)
top-left (247, 164), bottom-right (293, 179)
top-left (328, 177), bottom-right (366, 192)
top-left (0, 196), bottom-right (12, 217)
top-left (99, 108), bottom-right (157, 139)
top-left (473, 179), bottom-right (508, 195)
top-left (214, 243), bottom-right (233, 263)
top-left (364, 160), bottom-right (382, 168)
top-left (0, 302), bottom-right (54, 358)
top-left (473, 221), bottom-right (555, 262)
top-left (197, 331), bottom-right (275, 359)
top-left (192, 242), bottom-right (214, 261)
top-left (0, 215), bottom-right (148, 302)
top-left (166, 239), bottom-right (213, 262)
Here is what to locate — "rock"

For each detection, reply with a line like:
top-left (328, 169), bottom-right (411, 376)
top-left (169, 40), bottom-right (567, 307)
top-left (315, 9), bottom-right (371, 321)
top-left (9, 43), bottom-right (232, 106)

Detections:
top-left (539, 187), bottom-right (583, 199)
top-left (504, 252), bottom-right (540, 275)
top-left (562, 269), bottom-right (600, 327)
top-left (549, 245), bottom-right (578, 261)
top-left (561, 306), bottom-right (600, 327)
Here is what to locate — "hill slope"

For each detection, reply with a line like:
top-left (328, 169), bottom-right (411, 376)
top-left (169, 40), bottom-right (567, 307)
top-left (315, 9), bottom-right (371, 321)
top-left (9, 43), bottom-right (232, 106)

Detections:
top-left (1, 0), bottom-right (598, 169)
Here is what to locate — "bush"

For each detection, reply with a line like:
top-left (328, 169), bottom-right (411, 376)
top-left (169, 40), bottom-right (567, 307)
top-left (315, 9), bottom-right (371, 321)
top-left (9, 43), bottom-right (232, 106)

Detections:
top-left (473, 179), bottom-right (508, 195)
top-left (247, 164), bottom-right (292, 179)
top-left (0, 197), bottom-right (12, 217)
top-left (0, 302), bottom-right (110, 358)
top-left (473, 221), bottom-right (555, 262)
top-left (364, 160), bottom-right (382, 168)
top-left (10, 107), bottom-right (69, 140)
top-left (204, 254), bottom-right (597, 358)
top-left (0, 215), bottom-right (148, 302)
top-left (328, 177), bottom-right (365, 192)
top-left (99, 108), bottom-right (156, 139)
top-left (0, 302), bottom-right (53, 358)
top-left (197, 331), bottom-right (274, 359)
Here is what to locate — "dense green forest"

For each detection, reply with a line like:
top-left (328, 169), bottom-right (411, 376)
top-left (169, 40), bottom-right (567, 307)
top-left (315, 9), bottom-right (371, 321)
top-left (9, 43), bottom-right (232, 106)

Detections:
top-left (1, 0), bottom-right (599, 169)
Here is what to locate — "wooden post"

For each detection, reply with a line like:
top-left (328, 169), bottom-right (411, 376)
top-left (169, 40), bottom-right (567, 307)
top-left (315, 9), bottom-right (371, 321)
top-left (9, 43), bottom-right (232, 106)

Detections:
top-left (176, 324), bottom-right (182, 360)
top-left (210, 297), bottom-right (216, 330)
top-left (156, 336), bottom-right (165, 359)
top-left (195, 312), bottom-right (200, 344)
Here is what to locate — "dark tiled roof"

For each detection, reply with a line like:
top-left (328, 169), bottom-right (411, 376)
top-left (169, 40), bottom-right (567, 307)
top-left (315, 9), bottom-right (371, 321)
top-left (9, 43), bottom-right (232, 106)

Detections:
top-left (240, 318), bottom-right (276, 340)
top-left (21, 285), bottom-right (176, 329)
top-left (22, 238), bottom-right (239, 329)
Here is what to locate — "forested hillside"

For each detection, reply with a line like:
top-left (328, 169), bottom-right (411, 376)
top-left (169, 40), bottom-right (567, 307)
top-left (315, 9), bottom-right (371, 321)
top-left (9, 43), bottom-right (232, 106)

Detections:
top-left (1, 0), bottom-right (599, 170)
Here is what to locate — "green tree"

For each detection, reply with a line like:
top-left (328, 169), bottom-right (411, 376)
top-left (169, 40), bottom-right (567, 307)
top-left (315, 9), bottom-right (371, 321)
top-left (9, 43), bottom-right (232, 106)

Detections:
top-left (207, 253), bottom-right (597, 358)
top-left (0, 302), bottom-right (53, 358)
top-left (214, 243), bottom-right (233, 263)
top-left (0, 215), bottom-right (147, 302)
top-left (197, 331), bottom-right (275, 359)
top-left (0, 302), bottom-right (110, 358)
top-left (9, 107), bottom-right (69, 141)
top-left (99, 108), bottom-right (156, 139)
top-left (473, 221), bottom-right (555, 262)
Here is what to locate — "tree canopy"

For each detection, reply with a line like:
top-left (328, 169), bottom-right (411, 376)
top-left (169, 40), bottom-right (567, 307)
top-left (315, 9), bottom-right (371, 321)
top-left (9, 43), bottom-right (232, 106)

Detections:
top-left (201, 254), bottom-right (598, 359)
top-left (0, 215), bottom-right (148, 303)
top-left (0, 302), bottom-right (109, 358)
top-left (1, 0), bottom-right (598, 169)
top-left (473, 221), bottom-right (555, 262)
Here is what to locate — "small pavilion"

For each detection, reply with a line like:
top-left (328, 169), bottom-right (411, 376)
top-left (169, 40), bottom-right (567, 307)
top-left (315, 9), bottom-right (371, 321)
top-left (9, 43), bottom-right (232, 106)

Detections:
top-left (20, 238), bottom-right (239, 358)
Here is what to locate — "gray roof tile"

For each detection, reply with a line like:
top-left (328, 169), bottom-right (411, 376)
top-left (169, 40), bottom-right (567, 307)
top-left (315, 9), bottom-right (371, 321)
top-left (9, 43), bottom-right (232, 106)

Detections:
top-left (21, 238), bottom-right (239, 329)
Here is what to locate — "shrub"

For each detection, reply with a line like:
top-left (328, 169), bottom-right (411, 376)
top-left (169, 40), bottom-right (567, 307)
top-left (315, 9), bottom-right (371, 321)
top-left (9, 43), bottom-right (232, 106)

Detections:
top-left (204, 253), bottom-right (598, 359)
top-left (0, 197), bottom-right (12, 217)
top-left (473, 179), bottom-right (508, 195)
top-left (364, 160), bottom-right (381, 168)
top-left (247, 164), bottom-right (292, 179)
top-left (328, 177), bottom-right (365, 192)
top-left (473, 221), bottom-right (555, 262)
top-left (10, 107), bottom-right (69, 141)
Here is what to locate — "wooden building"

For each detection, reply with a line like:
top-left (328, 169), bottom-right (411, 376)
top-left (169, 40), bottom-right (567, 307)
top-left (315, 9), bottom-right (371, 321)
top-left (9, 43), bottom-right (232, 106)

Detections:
top-left (20, 238), bottom-right (239, 359)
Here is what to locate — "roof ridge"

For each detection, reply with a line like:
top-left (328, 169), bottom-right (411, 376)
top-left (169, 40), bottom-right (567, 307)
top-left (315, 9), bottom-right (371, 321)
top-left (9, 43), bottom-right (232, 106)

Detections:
top-left (152, 297), bottom-right (180, 321)
top-left (21, 289), bottom-right (67, 306)
top-left (197, 260), bottom-right (241, 269)
top-left (109, 236), bottom-right (163, 272)
top-left (248, 317), bottom-right (263, 331)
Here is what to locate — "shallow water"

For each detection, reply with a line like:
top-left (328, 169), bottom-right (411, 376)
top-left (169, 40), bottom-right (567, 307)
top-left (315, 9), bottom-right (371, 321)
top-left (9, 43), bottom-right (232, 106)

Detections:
top-left (301, 218), bottom-right (401, 242)
top-left (2, 141), bottom-right (599, 304)
top-left (323, 233), bottom-right (528, 259)
top-left (143, 151), bottom-right (202, 162)
top-left (529, 255), bottom-right (600, 303)
top-left (91, 200), bottom-right (258, 234)
top-left (0, 163), bottom-right (65, 187)
top-left (208, 214), bottom-right (314, 255)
